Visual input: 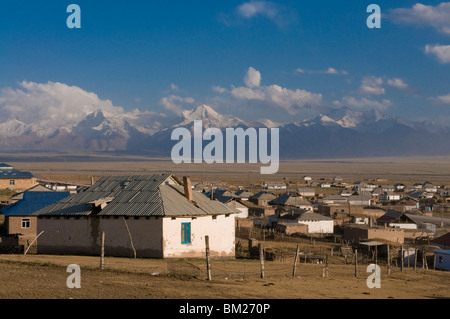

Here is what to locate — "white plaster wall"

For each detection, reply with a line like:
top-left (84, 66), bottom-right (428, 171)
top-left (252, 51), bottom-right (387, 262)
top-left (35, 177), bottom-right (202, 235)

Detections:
top-left (162, 214), bottom-right (236, 258)
top-left (298, 220), bottom-right (334, 234)
top-left (37, 217), bottom-right (164, 258)
top-left (390, 223), bottom-right (417, 230)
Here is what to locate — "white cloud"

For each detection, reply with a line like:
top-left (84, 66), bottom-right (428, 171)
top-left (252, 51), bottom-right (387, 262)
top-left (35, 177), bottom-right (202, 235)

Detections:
top-left (296, 67), bottom-right (348, 75)
top-left (0, 81), bottom-right (170, 136)
top-left (215, 67), bottom-right (322, 115)
top-left (431, 93), bottom-right (450, 104)
top-left (389, 2), bottom-right (450, 35)
top-left (244, 67), bottom-right (262, 88)
top-left (0, 81), bottom-right (125, 127)
top-left (425, 44), bottom-right (450, 63)
top-left (358, 76), bottom-right (385, 95)
top-left (387, 78), bottom-right (409, 90)
top-left (220, 1), bottom-right (297, 28)
top-left (159, 95), bottom-right (195, 116)
top-left (170, 83), bottom-right (179, 91)
top-left (212, 86), bottom-right (227, 94)
top-left (341, 96), bottom-right (392, 111)
top-left (238, 1), bottom-right (278, 19)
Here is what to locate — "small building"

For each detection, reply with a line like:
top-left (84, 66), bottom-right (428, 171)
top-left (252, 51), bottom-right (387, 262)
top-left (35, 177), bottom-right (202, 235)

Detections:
top-left (388, 214), bottom-right (419, 230)
top-left (1, 191), bottom-right (71, 236)
top-left (297, 187), bottom-right (315, 197)
top-left (233, 190), bottom-right (254, 201)
top-left (423, 182), bottom-right (437, 193)
top-left (343, 224), bottom-right (404, 244)
top-left (274, 222), bottom-right (308, 235)
top-left (262, 181), bottom-right (286, 190)
top-left (214, 195), bottom-right (249, 219)
top-left (269, 191), bottom-right (313, 211)
top-left (270, 209), bottom-right (334, 234)
top-left (321, 195), bottom-right (348, 205)
top-left (394, 198), bottom-right (419, 212)
top-left (248, 191), bottom-right (276, 206)
top-left (34, 175), bottom-right (239, 259)
top-left (0, 190), bottom-right (71, 253)
top-left (379, 191), bottom-right (401, 201)
top-left (0, 163), bottom-right (38, 192)
top-left (434, 250), bottom-right (450, 271)
top-left (347, 195), bottom-right (371, 206)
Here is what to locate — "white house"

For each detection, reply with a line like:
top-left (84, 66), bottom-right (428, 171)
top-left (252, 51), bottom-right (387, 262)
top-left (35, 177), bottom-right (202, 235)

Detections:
top-left (271, 209), bottom-right (334, 234)
top-left (423, 183), bottom-right (438, 193)
top-left (394, 183), bottom-right (406, 191)
top-left (34, 174), bottom-right (240, 259)
top-left (379, 191), bottom-right (401, 201)
top-left (297, 187), bottom-right (315, 197)
top-left (348, 195), bottom-right (371, 206)
top-left (263, 181), bottom-right (286, 190)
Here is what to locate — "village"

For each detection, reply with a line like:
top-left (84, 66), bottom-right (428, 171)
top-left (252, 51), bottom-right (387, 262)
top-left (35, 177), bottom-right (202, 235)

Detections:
top-left (0, 161), bottom-right (450, 299)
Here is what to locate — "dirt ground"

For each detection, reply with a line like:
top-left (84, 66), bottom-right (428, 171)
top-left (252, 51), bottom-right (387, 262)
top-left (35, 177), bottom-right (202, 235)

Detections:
top-left (0, 253), bottom-right (449, 300)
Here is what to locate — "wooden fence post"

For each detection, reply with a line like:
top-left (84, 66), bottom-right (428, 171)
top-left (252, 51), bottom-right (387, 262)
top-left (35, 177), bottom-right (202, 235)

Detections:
top-left (205, 236), bottom-right (211, 281)
top-left (401, 246), bottom-right (404, 271)
top-left (292, 244), bottom-right (300, 277)
top-left (259, 243), bottom-right (265, 279)
top-left (100, 231), bottom-right (105, 270)
top-left (354, 249), bottom-right (358, 278)
top-left (414, 248), bottom-right (417, 271)
top-left (387, 245), bottom-right (391, 275)
top-left (323, 254), bottom-right (329, 278)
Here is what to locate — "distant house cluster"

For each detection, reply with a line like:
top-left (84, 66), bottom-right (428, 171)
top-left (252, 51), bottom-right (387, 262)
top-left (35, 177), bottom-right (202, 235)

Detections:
top-left (0, 167), bottom-right (449, 270)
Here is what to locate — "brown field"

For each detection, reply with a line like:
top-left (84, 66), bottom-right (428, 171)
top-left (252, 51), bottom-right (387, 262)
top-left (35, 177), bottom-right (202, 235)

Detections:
top-left (5, 153), bottom-right (450, 187)
top-left (0, 249), bottom-right (449, 300)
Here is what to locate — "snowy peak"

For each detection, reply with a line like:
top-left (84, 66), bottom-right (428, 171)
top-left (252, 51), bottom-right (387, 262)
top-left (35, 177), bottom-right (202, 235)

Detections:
top-left (72, 109), bottom-right (130, 139)
top-left (0, 119), bottom-right (30, 137)
top-left (177, 104), bottom-right (249, 128)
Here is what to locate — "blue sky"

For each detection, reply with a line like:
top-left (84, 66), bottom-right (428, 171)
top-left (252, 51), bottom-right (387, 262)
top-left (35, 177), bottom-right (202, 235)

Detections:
top-left (1, 0), bottom-right (449, 124)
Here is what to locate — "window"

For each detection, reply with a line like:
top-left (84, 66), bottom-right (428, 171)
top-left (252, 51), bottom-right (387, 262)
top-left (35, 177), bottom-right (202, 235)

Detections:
top-left (9, 180), bottom-right (15, 186)
top-left (21, 218), bottom-right (31, 229)
top-left (439, 256), bottom-right (443, 263)
top-left (181, 223), bottom-right (191, 244)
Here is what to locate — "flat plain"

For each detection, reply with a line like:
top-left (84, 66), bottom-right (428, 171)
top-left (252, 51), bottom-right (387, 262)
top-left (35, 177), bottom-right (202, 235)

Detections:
top-left (1, 153), bottom-right (449, 300)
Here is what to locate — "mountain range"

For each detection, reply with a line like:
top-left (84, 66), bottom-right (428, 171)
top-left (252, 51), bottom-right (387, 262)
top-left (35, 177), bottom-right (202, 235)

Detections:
top-left (0, 104), bottom-right (449, 159)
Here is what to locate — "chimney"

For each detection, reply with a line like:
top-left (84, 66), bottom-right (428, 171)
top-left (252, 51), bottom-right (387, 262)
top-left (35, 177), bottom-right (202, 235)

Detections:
top-left (91, 176), bottom-right (95, 186)
top-left (183, 176), bottom-right (193, 201)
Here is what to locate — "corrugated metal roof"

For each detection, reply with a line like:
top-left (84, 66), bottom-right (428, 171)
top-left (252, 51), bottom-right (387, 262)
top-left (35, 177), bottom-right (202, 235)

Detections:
top-left (270, 192), bottom-right (312, 206)
top-left (35, 174), bottom-right (239, 218)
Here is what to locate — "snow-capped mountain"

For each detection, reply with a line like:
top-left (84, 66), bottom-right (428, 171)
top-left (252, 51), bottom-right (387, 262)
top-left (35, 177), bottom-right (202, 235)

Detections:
top-left (176, 104), bottom-right (250, 129)
top-left (0, 104), bottom-right (449, 158)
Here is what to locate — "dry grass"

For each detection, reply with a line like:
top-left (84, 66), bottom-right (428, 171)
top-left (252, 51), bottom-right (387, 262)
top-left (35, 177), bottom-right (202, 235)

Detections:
top-left (0, 247), bottom-right (449, 300)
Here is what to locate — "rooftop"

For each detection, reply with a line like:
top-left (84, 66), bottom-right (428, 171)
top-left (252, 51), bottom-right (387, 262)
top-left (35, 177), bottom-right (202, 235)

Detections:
top-left (0, 163), bottom-right (35, 179)
top-left (34, 174), bottom-right (239, 218)
top-left (1, 191), bottom-right (71, 216)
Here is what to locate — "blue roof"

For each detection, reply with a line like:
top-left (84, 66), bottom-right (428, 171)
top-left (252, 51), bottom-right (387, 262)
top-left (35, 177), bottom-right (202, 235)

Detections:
top-left (1, 191), bottom-right (71, 216)
top-left (0, 164), bottom-right (35, 179)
